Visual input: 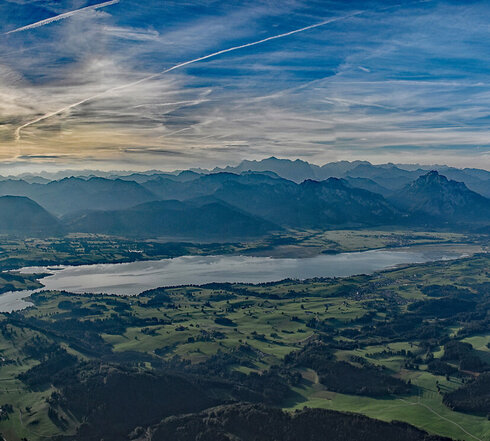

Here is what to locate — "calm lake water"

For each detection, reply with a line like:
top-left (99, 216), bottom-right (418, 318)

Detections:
top-left (0, 244), bottom-right (481, 312)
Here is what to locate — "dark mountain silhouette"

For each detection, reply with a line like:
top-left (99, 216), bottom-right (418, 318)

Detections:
top-left (213, 177), bottom-right (399, 228)
top-left (0, 196), bottom-right (61, 235)
top-left (140, 172), bottom-right (399, 229)
top-left (207, 157), bottom-right (490, 196)
top-left (0, 162), bottom-right (488, 238)
top-left (64, 200), bottom-right (278, 240)
top-left (390, 171), bottom-right (490, 225)
top-left (3, 158), bottom-right (488, 197)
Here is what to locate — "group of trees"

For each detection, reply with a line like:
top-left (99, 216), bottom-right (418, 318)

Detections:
top-left (142, 403), bottom-right (454, 441)
top-left (442, 341), bottom-right (489, 373)
top-left (443, 373), bottom-right (490, 416)
top-left (285, 342), bottom-right (410, 396)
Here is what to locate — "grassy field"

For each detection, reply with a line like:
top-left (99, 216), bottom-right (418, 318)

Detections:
top-left (0, 272), bottom-right (43, 295)
top-left (0, 323), bottom-right (77, 439)
top-left (288, 370), bottom-right (489, 441)
top-left (286, 349), bottom-right (490, 441)
top-left (0, 253), bottom-right (488, 440)
top-left (259, 229), bottom-right (480, 257)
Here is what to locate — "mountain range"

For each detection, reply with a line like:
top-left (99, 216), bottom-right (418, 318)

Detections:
top-left (0, 177), bottom-right (156, 216)
top-left (4, 158), bottom-right (489, 196)
top-left (208, 157), bottom-right (490, 196)
top-left (0, 158), bottom-right (488, 238)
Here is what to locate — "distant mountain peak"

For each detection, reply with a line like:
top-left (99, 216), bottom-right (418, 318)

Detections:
top-left (390, 171), bottom-right (490, 224)
top-left (301, 177), bottom-right (348, 189)
top-left (421, 170), bottom-right (443, 180)
top-left (411, 171), bottom-right (463, 191)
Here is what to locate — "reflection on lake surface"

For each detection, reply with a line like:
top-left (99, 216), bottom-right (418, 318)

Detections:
top-left (0, 244), bottom-right (483, 312)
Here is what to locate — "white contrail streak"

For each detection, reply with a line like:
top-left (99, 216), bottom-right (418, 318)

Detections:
top-left (4, 0), bottom-right (120, 35)
top-left (15, 11), bottom-right (362, 141)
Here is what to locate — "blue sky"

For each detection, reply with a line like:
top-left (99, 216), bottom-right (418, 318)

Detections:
top-left (0, 0), bottom-right (489, 172)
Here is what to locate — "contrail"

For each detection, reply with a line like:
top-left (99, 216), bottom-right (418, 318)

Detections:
top-left (15, 11), bottom-right (362, 141)
top-left (4, 0), bottom-right (120, 35)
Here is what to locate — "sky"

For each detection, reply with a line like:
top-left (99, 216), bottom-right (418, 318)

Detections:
top-left (0, 0), bottom-right (489, 173)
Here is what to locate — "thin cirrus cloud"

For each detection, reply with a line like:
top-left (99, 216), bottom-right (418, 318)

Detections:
top-left (0, 0), bottom-right (489, 171)
top-left (14, 10), bottom-right (364, 141)
top-left (4, 0), bottom-right (120, 35)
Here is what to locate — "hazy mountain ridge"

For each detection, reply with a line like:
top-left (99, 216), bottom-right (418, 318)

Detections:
top-left (142, 172), bottom-right (288, 201)
top-left (4, 158), bottom-right (489, 193)
top-left (0, 177), bottom-right (158, 216)
top-left (0, 195), bottom-right (62, 235)
top-left (209, 157), bottom-right (490, 194)
top-left (0, 160), bottom-right (488, 238)
top-left (63, 199), bottom-right (279, 240)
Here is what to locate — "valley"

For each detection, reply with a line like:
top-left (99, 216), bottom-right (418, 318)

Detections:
top-left (0, 253), bottom-right (488, 440)
top-left (0, 158), bottom-right (488, 441)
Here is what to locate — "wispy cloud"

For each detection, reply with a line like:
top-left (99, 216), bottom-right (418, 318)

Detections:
top-left (0, 0), bottom-right (489, 171)
top-left (4, 0), bottom-right (120, 35)
top-left (14, 10), bottom-right (363, 140)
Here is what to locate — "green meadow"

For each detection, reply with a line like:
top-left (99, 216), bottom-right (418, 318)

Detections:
top-left (0, 253), bottom-right (488, 440)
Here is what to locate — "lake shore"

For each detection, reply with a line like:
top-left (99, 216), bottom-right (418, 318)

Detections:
top-left (0, 243), bottom-right (485, 313)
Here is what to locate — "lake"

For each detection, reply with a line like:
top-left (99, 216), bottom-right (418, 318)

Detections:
top-left (0, 244), bottom-right (482, 312)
